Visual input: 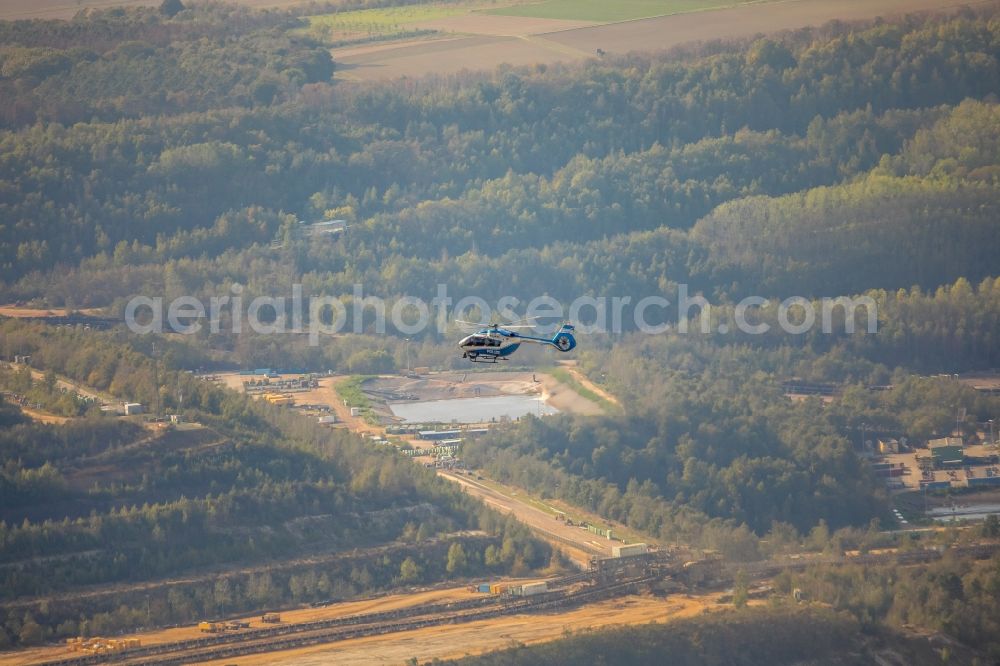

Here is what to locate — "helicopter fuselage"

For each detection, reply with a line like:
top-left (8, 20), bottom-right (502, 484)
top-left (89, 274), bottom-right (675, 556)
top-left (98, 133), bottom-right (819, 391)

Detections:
top-left (458, 324), bottom-right (575, 362)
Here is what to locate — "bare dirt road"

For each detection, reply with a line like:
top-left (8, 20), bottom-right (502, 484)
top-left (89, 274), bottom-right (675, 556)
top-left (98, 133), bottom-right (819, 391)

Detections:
top-left (334, 0), bottom-right (990, 80)
top-left (440, 469), bottom-right (638, 567)
top-left (18, 364), bottom-right (110, 403)
top-left (0, 584), bottom-right (481, 665)
top-left (198, 592), bottom-right (724, 666)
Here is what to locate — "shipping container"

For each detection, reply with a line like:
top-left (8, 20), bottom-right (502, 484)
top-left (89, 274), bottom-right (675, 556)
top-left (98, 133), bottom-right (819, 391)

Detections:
top-left (477, 583), bottom-right (491, 593)
top-left (419, 429), bottom-right (463, 441)
top-left (520, 581), bottom-right (548, 596)
top-left (489, 583), bottom-right (509, 595)
top-left (198, 622), bottom-right (225, 633)
top-left (967, 476), bottom-right (1000, 487)
top-left (261, 612), bottom-right (281, 623)
top-left (612, 543), bottom-right (648, 558)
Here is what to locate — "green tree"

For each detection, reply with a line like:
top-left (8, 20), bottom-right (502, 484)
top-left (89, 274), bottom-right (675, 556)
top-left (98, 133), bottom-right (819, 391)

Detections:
top-left (446, 542), bottom-right (468, 575)
top-left (159, 0), bottom-right (184, 18)
top-left (733, 570), bottom-right (749, 609)
top-left (399, 557), bottom-right (421, 583)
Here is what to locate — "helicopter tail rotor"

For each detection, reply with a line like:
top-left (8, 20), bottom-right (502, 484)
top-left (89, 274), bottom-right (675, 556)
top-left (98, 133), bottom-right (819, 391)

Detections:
top-left (550, 324), bottom-right (576, 352)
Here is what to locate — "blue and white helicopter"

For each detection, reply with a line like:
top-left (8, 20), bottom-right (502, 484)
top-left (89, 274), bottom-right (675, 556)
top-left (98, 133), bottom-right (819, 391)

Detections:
top-left (457, 316), bottom-right (577, 363)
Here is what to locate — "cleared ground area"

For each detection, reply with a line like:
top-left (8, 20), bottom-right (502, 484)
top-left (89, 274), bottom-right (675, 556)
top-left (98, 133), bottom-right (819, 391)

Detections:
top-left (440, 470), bottom-right (651, 567)
top-left (0, 584), bottom-right (483, 665)
top-left (334, 34), bottom-right (586, 81)
top-left (334, 0), bottom-right (988, 80)
top-left (216, 369), bottom-right (604, 420)
top-left (198, 593), bottom-right (722, 666)
top-left (415, 14), bottom-right (598, 35)
top-left (486, 0), bottom-right (761, 22)
top-left (546, 0), bottom-right (989, 53)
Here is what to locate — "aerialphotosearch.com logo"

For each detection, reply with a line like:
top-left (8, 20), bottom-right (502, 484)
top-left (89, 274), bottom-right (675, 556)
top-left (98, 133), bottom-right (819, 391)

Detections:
top-left (124, 283), bottom-right (878, 345)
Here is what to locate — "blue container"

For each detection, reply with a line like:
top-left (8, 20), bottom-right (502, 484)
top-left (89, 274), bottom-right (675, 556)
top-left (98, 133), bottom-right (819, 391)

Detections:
top-left (968, 476), bottom-right (1000, 487)
top-left (477, 584), bottom-right (491, 593)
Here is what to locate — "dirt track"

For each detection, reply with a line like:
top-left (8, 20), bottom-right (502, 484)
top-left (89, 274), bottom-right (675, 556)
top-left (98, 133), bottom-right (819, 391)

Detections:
top-left (334, 0), bottom-right (991, 80)
top-left (444, 470), bottom-right (605, 565)
top-left (0, 585), bottom-right (479, 665)
top-left (199, 593), bottom-right (723, 666)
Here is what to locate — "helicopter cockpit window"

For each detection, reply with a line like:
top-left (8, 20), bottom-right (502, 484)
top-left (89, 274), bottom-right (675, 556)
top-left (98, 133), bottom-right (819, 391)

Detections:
top-left (487, 337), bottom-right (501, 347)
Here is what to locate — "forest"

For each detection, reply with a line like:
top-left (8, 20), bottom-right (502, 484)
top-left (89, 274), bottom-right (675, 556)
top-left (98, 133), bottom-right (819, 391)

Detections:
top-left (1, 7), bottom-right (998, 312)
top-left (0, 323), bottom-right (552, 646)
top-left (445, 550), bottom-right (1000, 664)
top-left (1, 0), bottom-right (1000, 659)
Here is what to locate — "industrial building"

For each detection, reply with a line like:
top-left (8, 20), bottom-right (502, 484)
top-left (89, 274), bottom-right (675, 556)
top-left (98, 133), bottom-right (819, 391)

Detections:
top-left (419, 429), bottom-right (462, 441)
top-left (877, 438), bottom-right (900, 454)
top-left (929, 437), bottom-right (964, 466)
top-left (612, 543), bottom-right (648, 558)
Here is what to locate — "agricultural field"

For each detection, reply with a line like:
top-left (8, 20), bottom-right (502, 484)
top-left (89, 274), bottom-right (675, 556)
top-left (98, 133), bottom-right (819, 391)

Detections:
top-left (333, 0), bottom-right (977, 80)
top-left (301, 4), bottom-right (470, 45)
top-left (486, 0), bottom-right (762, 22)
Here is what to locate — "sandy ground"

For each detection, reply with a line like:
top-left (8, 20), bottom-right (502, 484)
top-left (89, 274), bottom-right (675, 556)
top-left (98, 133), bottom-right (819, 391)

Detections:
top-left (3, 587), bottom-right (727, 666)
top-left (540, 374), bottom-right (603, 415)
top-left (958, 371), bottom-right (1000, 390)
top-left (370, 370), bottom-right (603, 414)
top-left (0, 585), bottom-right (489, 665)
top-left (442, 470), bottom-right (624, 567)
top-left (415, 14), bottom-right (598, 36)
top-left (556, 360), bottom-right (620, 409)
top-left (369, 371), bottom-right (538, 401)
top-left (334, 0), bottom-right (989, 80)
top-left (18, 407), bottom-right (71, 424)
top-left (0, 305), bottom-right (106, 317)
top-left (545, 0), bottom-right (992, 53)
top-left (199, 593), bottom-right (724, 666)
top-left (218, 370), bottom-right (604, 420)
top-left (334, 34), bottom-right (586, 81)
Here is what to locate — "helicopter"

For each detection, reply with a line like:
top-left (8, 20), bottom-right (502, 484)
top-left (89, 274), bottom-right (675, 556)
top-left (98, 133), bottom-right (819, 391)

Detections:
top-left (457, 316), bottom-right (576, 363)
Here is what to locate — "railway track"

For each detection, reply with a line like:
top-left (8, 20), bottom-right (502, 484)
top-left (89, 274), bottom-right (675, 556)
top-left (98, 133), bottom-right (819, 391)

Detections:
top-left (148, 577), bottom-right (654, 666)
top-left (39, 544), bottom-right (998, 666)
top-left (40, 572), bottom-right (651, 666)
top-left (37, 594), bottom-right (508, 666)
